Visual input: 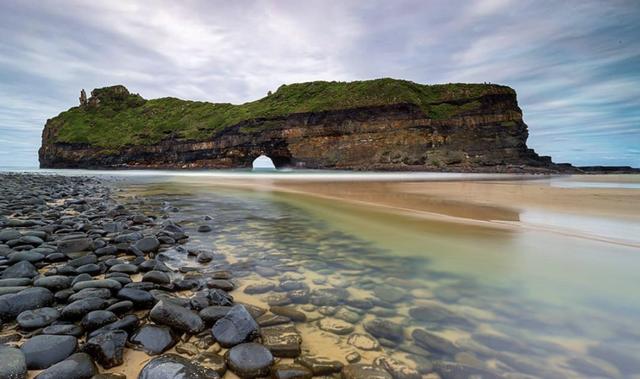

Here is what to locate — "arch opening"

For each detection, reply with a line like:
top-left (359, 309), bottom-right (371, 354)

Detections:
top-left (252, 154), bottom-right (276, 171)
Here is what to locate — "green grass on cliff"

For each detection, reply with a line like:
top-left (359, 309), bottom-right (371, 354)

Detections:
top-left (51, 78), bottom-right (514, 148)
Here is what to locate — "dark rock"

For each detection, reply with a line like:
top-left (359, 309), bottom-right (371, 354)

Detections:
top-left (2, 261), bottom-right (38, 278)
top-left (108, 263), bottom-right (138, 274)
top-left (134, 237), bottom-right (160, 253)
top-left (256, 313), bottom-right (291, 327)
top-left (42, 323), bottom-right (84, 337)
top-left (142, 271), bottom-right (170, 285)
top-left (207, 279), bottom-right (234, 291)
top-left (72, 279), bottom-right (122, 292)
top-left (211, 305), bottom-right (260, 348)
top-left (88, 314), bottom-right (139, 339)
top-left (207, 288), bottom-right (233, 306)
top-left (0, 345), bottom-right (27, 379)
top-left (138, 353), bottom-right (220, 379)
top-left (342, 363), bottom-right (393, 379)
top-left (270, 306), bottom-right (306, 322)
top-left (271, 364), bottom-right (313, 379)
top-left (363, 319), bottom-right (404, 342)
top-left (0, 229), bottom-right (22, 242)
top-left (412, 329), bottom-right (459, 355)
top-left (199, 305), bottom-right (232, 324)
top-left (58, 238), bottom-right (93, 254)
top-left (0, 287), bottom-right (54, 321)
top-left (34, 352), bottom-right (97, 379)
top-left (34, 275), bottom-right (72, 291)
top-left (295, 355), bottom-right (343, 375)
top-left (81, 310), bottom-right (118, 331)
top-left (82, 330), bottom-right (127, 369)
top-left (244, 283), bottom-right (274, 294)
top-left (374, 356), bottom-right (421, 379)
top-left (17, 307), bottom-right (60, 329)
top-left (20, 334), bottom-right (77, 370)
top-left (0, 278), bottom-right (32, 287)
top-left (197, 225), bottom-right (212, 233)
top-left (260, 324), bottom-right (302, 358)
top-left (150, 300), bottom-right (204, 334)
top-left (117, 288), bottom-right (156, 308)
top-left (68, 288), bottom-right (112, 302)
top-left (8, 251), bottom-right (44, 264)
top-left (129, 324), bottom-right (178, 355)
top-left (225, 343), bottom-right (273, 378)
top-left (106, 300), bottom-right (133, 314)
top-left (61, 298), bottom-right (109, 320)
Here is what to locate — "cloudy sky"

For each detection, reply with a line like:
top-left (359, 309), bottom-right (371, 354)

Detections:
top-left (1, 0), bottom-right (638, 167)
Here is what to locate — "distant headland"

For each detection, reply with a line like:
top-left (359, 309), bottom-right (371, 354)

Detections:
top-left (38, 79), bottom-right (638, 173)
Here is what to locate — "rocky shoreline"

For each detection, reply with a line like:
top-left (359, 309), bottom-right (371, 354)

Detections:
top-left (0, 173), bottom-right (421, 379)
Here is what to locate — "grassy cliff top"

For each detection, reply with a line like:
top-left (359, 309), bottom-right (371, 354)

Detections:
top-left (49, 78), bottom-right (514, 148)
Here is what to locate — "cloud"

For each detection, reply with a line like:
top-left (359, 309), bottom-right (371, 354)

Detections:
top-left (0, 0), bottom-right (638, 167)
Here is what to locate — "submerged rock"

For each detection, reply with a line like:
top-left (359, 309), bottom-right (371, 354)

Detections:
top-left (342, 363), bottom-right (393, 379)
top-left (225, 343), bottom-right (273, 378)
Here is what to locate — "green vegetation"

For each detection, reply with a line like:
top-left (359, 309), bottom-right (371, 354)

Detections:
top-left (51, 78), bottom-right (514, 148)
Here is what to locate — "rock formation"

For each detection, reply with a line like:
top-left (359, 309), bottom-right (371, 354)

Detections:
top-left (39, 79), bottom-right (572, 172)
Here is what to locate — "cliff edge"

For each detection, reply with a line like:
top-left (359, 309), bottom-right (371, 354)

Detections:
top-left (39, 78), bottom-right (568, 172)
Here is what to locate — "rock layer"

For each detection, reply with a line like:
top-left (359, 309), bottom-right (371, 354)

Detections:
top-left (39, 81), bottom-right (567, 172)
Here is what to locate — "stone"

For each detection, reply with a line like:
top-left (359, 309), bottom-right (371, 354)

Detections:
top-left (374, 356), bottom-right (421, 379)
top-left (150, 300), bottom-right (205, 334)
top-left (88, 314), bottom-right (139, 339)
top-left (0, 287), bottom-right (54, 321)
top-left (211, 305), bottom-right (259, 348)
top-left (72, 279), bottom-right (122, 292)
top-left (364, 319), bottom-right (404, 342)
top-left (8, 251), bottom-right (44, 264)
top-left (2, 261), bottom-right (38, 278)
top-left (0, 345), bottom-right (27, 379)
top-left (244, 283), bottom-right (274, 294)
top-left (58, 238), bottom-right (93, 254)
top-left (318, 317), bottom-right (354, 335)
top-left (432, 361), bottom-right (502, 379)
top-left (83, 330), bottom-right (127, 369)
top-left (197, 225), bottom-right (212, 233)
top-left (129, 324), bottom-right (178, 355)
top-left (175, 343), bottom-right (198, 356)
top-left (20, 335), bottom-right (77, 370)
top-left (138, 354), bottom-right (220, 379)
top-left (256, 313), bottom-right (291, 327)
top-left (199, 305), bottom-right (232, 324)
top-left (117, 288), bottom-right (156, 308)
top-left (207, 288), bottom-right (234, 306)
top-left (109, 263), bottom-right (138, 274)
top-left (225, 343), bottom-right (273, 378)
top-left (341, 363), bottom-right (393, 379)
top-left (207, 279), bottom-right (234, 291)
top-left (260, 324), bottom-right (302, 358)
top-left (270, 306), bottom-right (306, 322)
top-left (42, 323), bottom-right (84, 337)
top-left (61, 298), bottom-right (108, 319)
top-left (412, 329), bottom-right (459, 355)
top-left (134, 237), bottom-right (160, 253)
top-left (347, 333), bottom-right (380, 351)
top-left (295, 355), bottom-right (343, 375)
top-left (197, 250), bottom-right (214, 263)
top-left (106, 300), bottom-right (134, 314)
top-left (34, 275), bottom-right (72, 291)
top-left (346, 351), bottom-right (361, 363)
top-left (17, 307), bottom-right (60, 329)
top-left (34, 352), bottom-right (97, 379)
top-left (271, 364), bottom-right (313, 379)
top-left (142, 271), bottom-right (170, 285)
top-left (81, 310), bottom-right (118, 331)
top-left (0, 229), bottom-right (22, 242)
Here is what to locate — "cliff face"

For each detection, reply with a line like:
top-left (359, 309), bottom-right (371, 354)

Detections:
top-left (39, 80), bottom-right (563, 172)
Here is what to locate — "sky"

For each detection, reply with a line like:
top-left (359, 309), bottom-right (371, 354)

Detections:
top-left (1, 0), bottom-right (639, 168)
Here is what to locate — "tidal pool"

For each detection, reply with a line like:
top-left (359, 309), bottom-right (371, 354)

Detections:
top-left (109, 172), bottom-right (640, 378)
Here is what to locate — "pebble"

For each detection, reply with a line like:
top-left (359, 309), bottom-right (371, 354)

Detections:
top-left (225, 342), bottom-right (274, 378)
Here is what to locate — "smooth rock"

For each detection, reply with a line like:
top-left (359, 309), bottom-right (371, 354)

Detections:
top-left (117, 288), bottom-right (156, 308)
top-left (134, 237), bottom-right (160, 253)
top-left (412, 329), bottom-right (459, 355)
top-left (271, 364), bottom-right (313, 379)
top-left (0, 345), bottom-right (27, 379)
top-left (341, 363), bottom-right (393, 379)
top-left (0, 287), bottom-right (54, 321)
top-left (81, 310), bottom-right (118, 331)
top-left (17, 307), bottom-right (60, 329)
top-left (20, 335), bottom-right (77, 370)
top-left (61, 298), bottom-right (108, 319)
top-left (364, 319), bottom-right (404, 342)
top-left (34, 352), bottom-right (97, 379)
top-left (260, 324), bottom-right (302, 358)
top-left (83, 330), bottom-right (127, 369)
top-left (150, 300), bottom-right (204, 334)
top-left (137, 354), bottom-right (220, 379)
top-left (129, 324), bottom-right (178, 355)
top-left (225, 343), bottom-right (273, 378)
top-left (1, 261), bottom-right (38, 279)
top-left (199, 305), bottom-right (232, 324)
top-left (211, 305), bottom-right (259, 348)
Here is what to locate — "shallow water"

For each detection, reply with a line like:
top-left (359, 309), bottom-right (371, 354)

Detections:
top-left (102, 172), bottom-right (640, 378)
